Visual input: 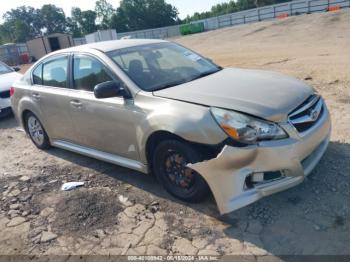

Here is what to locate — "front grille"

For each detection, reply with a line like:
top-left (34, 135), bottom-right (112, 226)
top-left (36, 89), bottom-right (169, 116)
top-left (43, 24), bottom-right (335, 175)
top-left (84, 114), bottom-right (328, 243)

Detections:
top-left (0, 90), bottom-right (10, 99)
top-left (289, 94), bottom-right (324, 133)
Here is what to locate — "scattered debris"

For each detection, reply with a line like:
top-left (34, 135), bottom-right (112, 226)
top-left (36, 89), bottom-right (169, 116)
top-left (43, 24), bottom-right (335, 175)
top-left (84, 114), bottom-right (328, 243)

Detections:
top-left (148, 201), bottom-right (160, 214)
top-left (19, 176), bottom-right (31, 182)
top-left (53, 190), bottom-right (122, 234)
top-left (119, 195), bottom-right (133, 207)
top-left (40, 207), bottom-right (54, 217)
top-left (262, 58), bottom-right (290, 66)
top-left (8, 209), bottom-right (20, 218)
top-left (22, 211), bottom-right (30, 217)
top-left (8, 189), bottom-right (21, 197)
top-left (329, 79), bottom-right (339, 85)
top-left (61, 182), bottom-right (85, 191)
top-left (9, 203), bottom-right (22, 210)
top-left (6, 217), bottom-right (26, 227)
top-left (40, 231), bottom-right (57, 243)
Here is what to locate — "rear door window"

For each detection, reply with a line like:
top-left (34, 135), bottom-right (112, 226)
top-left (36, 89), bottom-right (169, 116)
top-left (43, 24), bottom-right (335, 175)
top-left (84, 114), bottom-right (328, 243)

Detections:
top-left (42, 56), bottom-right (68, 88)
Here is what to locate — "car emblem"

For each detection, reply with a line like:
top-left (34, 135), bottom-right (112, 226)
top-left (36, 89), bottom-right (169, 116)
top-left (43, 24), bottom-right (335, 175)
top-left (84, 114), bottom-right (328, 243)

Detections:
top-left (309, 108), bottom-right (320, 121)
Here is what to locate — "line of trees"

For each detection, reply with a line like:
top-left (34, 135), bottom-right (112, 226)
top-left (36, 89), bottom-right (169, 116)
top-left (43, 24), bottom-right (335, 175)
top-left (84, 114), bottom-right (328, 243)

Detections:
top-left (0, 0), bottom-right (290, 44)
top-left (0, 0), bottom-right (180, 44)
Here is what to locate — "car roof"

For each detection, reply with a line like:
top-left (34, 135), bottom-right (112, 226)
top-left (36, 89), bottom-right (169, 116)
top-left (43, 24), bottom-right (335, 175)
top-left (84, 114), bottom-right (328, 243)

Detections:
top-left (58, 39), bottom-right (168, 54)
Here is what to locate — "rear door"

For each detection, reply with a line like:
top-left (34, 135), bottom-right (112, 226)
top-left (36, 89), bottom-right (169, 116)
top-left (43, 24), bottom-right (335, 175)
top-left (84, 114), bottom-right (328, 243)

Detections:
top-left (67, 53), bottom-right (140, 161)
top-left (31, 54), bottom-right (76, 141)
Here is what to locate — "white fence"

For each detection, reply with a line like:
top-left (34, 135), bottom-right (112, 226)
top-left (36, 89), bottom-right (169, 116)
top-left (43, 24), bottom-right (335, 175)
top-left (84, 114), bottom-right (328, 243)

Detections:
top-left (117, 0), bottom-right (350, 39)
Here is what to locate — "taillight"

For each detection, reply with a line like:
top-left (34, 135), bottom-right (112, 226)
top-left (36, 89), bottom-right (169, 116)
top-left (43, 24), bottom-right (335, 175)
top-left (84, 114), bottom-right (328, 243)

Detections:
top-left (10, 87), bottom-right (15, 96)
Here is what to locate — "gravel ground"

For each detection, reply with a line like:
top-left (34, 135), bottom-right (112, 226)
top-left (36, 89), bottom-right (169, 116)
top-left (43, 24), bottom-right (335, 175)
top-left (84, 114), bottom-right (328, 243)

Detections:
top-left (0, 10), bottom-right (349, 259)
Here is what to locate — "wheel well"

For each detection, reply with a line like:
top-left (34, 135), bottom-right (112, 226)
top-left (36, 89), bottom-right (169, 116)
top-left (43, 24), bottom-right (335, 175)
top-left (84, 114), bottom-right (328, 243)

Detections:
top-left (145, 131), bottom-right (223, 172)
top-left (21, 110), bottom-right (32, 134)
top-left (146, 131), bottom-right (183, 171)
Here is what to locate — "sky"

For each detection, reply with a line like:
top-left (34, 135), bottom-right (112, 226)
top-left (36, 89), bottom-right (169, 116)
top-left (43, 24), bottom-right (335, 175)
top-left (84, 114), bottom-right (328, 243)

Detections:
top-left (0, 0), bottom-right (228, 21)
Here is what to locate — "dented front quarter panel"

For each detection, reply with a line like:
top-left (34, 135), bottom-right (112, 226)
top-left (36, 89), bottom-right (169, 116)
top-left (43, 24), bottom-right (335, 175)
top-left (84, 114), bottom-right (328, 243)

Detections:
top-left (189, 105), bottom-right (331, 215)
top-left (134, 92), bottom-right (228, 164)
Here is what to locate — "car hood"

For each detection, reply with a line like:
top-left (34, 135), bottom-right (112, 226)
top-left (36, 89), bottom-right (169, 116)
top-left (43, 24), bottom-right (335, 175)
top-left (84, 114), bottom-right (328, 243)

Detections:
top-left (0, 72), bottom-right (22, 92)
top-left (153, 68), bottom-right (313, 122)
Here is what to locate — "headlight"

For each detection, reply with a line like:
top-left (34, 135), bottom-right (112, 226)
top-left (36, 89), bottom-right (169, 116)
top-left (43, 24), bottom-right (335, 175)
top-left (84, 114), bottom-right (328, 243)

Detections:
top-left (211, 107), bottom-right (288, 144)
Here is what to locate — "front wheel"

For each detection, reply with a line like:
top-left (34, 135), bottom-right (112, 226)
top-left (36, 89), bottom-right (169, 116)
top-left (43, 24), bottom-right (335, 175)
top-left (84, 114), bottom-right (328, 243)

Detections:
top-left (152, 140), bottom-right (210, 202)
top-left (25, 112), bottom-right (50, 149)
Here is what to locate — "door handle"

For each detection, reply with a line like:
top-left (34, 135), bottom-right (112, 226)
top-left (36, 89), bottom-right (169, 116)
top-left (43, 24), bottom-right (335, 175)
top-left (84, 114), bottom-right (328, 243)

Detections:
top-left (70, 100), bottom-right (83, 108)
top-left (32, 93), bottom-right (40, 100)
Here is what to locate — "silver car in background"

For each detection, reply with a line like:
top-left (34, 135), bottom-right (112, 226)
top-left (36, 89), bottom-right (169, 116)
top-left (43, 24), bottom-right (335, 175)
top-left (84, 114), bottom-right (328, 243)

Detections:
top-left (11, 40), bottom-right (331, 214)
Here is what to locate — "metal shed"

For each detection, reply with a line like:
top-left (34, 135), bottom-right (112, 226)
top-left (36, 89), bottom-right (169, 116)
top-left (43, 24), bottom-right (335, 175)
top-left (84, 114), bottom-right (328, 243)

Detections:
top-left (26, 33), bottom-right (73, 61)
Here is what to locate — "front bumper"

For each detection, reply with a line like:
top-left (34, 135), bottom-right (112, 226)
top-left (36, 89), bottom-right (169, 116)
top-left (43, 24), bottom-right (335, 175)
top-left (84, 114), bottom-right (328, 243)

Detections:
top-left (190, 103), bottom-right (331, 214)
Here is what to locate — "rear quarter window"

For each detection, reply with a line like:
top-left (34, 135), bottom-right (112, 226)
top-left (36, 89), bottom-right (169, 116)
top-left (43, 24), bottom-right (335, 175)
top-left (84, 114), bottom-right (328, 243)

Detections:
top-left (32, 64), bottom-right (43, 85)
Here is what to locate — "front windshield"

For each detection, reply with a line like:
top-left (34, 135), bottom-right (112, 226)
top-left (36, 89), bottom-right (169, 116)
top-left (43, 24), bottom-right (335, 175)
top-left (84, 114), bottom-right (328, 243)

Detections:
top-left (108, 42), bottom-right (221, 91)
top-left (0, 62), bottom-right (13, 75)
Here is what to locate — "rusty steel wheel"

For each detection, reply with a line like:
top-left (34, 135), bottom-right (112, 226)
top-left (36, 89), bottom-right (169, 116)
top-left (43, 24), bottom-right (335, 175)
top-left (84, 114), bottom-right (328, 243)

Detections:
top-left (152, 139), bottom-right (210, 202)
top-left (164, 151), bottom-right (196, 190)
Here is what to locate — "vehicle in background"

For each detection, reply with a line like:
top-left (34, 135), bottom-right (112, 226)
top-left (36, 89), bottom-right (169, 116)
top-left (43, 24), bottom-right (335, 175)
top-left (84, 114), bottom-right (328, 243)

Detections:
top-left (0, 43), bottom-right (30, 66)
top-left (0, 61), bottom-right (22, 118)
top-left (11, 40), bottom-right (331, 214)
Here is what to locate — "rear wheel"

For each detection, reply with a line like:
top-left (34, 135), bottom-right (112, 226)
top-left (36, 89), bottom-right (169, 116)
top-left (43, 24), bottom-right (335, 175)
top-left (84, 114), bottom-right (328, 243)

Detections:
top-left (25, 112), bottom-right (50, 149)
top-left (152, 140), bottom-right (209, 202)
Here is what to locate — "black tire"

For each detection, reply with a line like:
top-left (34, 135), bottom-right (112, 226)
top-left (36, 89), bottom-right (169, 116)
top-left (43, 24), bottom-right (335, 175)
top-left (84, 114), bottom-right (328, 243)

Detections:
top-left (152, 139), bottom-right (210, 202)
top-left (24, 112), bottom-right (51, 149)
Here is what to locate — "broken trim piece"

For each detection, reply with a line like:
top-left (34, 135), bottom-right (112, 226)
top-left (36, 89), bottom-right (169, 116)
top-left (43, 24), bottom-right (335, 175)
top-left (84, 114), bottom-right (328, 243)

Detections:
top-left (188, 107), bottom-right (331, 214)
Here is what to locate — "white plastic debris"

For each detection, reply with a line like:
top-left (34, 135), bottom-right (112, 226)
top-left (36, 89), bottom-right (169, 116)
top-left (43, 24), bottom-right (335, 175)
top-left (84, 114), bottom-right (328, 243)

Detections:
top-left (61, 182), bottom-right (84, 191)
top-left (118, 195), bottom-right (133, 206)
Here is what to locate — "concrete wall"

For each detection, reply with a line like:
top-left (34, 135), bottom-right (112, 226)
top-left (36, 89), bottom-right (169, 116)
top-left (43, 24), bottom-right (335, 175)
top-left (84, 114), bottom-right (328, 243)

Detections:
top-left (73, 37), bottom-right (87, 46)
top-left (85, 30), bottom-right (118, 43)
top-left (117, 0), bottom-right (350, 40)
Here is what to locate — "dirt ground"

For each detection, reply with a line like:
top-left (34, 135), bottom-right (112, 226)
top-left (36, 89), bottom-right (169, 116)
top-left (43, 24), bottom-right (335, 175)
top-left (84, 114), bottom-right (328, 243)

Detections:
top-left (0, 10), bottom-right (350, 259)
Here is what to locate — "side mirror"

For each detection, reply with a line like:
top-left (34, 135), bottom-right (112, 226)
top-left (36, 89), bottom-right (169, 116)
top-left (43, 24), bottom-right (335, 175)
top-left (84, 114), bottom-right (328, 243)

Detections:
top-left (94, 81), bottom-right (129, 99)
top-left (13, 66), bottom-right (21, 72)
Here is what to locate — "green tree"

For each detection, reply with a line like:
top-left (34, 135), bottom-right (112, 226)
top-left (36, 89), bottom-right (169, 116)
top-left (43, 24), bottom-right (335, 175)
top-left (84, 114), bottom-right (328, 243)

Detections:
top-left (110, 9), bottom-right (128, 33)
top-left (95, 0), bottom-right (115, 29)
top-left (80, 10), bottom-right (98, 34)
top-left (109, 0), bottom-right (179, 32)
top-left (2, 6), bottom-right (43, 42)
top-left (68, 7), bottom-right (98, 36)
top-left (40, 5), bottom-right (66, 34)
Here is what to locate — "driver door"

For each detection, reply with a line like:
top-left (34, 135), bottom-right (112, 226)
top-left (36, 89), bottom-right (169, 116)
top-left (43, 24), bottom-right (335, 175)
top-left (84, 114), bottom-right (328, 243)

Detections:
top-left (67, 54), bottom-right (140, 161)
